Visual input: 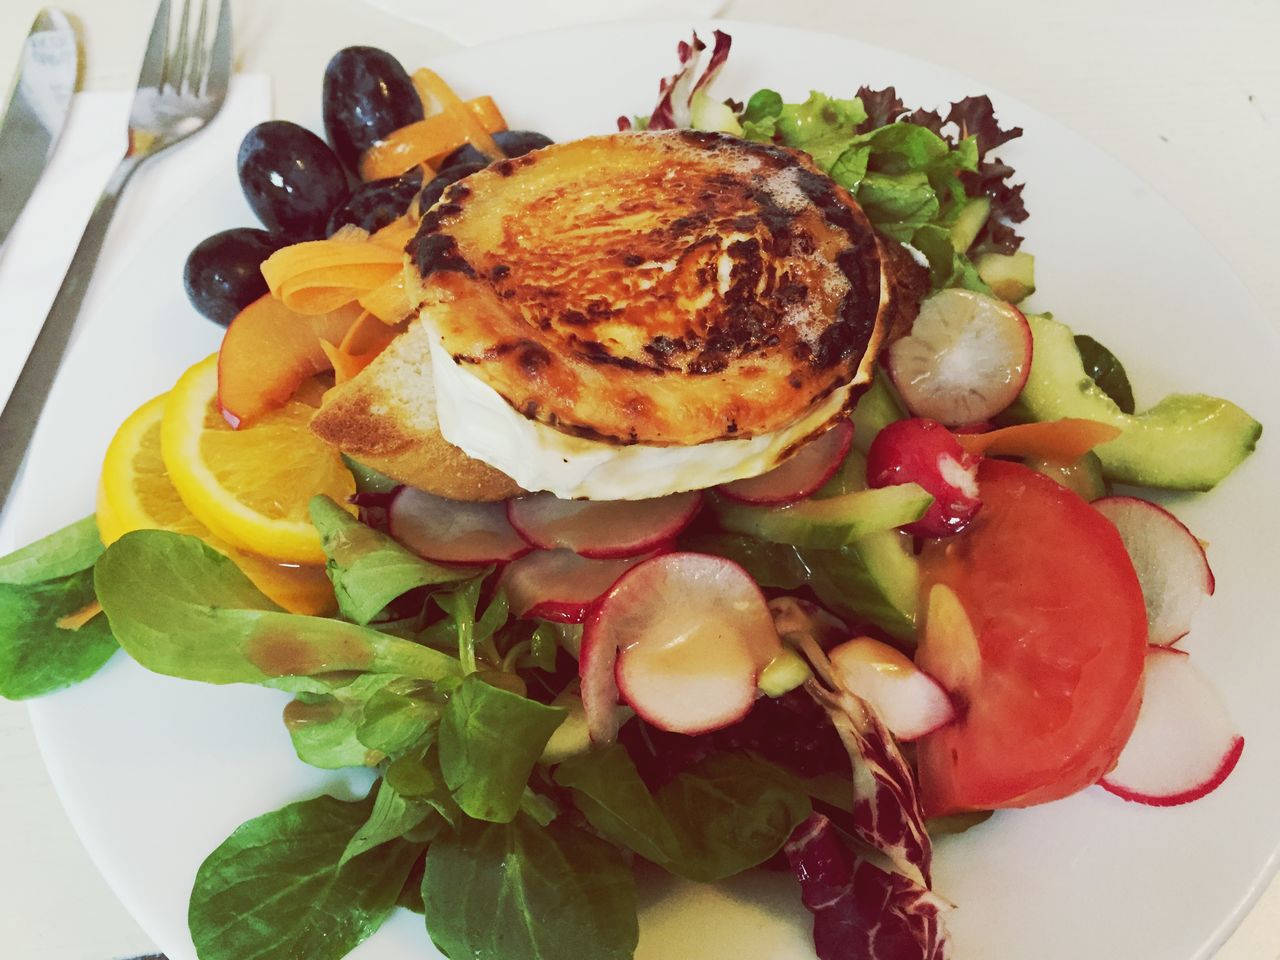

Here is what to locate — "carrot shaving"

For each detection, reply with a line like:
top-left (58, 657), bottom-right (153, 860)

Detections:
top-left (359, 96), bottom-right (507, 181)
top-left (413, 68), bottom-right (504, 162)
top-left (340, 310), bottom-right (403, 356)
top-left (358, 272), bottom-right (413, 324)
top-left (957, 418), bottom-right (1123, 461)
top-left (57, 600), bottom-right (103, 631)
top-left (261, 240), bottom-right (404, 315)
top-left (371, 215), bottom-right (418, 250)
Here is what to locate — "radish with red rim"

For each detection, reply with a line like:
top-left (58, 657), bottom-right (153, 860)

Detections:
top-left (828, 637), bottom-right (957, 742)
top-left (579, 552), bottom-right (781, 741)
top-left (887, 288), bottom-right (1032, 426)
top-left (866, 418), bottom-right (982, 538)
top-left (718, 420), bottom-right (854, 506)
top-left (1093, 495), bottom-right (1215, 646)
top-left (507, 491), bottom-right (702, 558)
top-left (388, 486), bottom-right (530, 565)
top-left (499, 548), bottom-right (666, 623)
top-left (1100, 646), bottom-right (1243, 806)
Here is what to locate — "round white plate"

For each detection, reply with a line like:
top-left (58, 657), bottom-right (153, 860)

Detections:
top-left (19, 20), bottom-right (1280, 960)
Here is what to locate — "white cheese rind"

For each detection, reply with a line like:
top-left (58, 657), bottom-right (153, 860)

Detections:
top-left (429, 336), bottom-right (852, 501)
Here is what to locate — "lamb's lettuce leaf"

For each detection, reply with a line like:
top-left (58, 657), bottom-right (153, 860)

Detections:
top-left (421, 814), bottom-right (638, 960)
top-left (0, 516), bottom-right (116, 699)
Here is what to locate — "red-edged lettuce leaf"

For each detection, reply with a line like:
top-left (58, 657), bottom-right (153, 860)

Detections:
top-left (634, 29), bottom-right (733, 131)
top-left (785, 814), bottom-right (951, 960)
top-left (772, 597), bottom-right (934, 886)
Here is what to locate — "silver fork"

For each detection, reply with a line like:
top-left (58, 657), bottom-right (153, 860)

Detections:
top-left (0, 0), bottom-right (232, 508)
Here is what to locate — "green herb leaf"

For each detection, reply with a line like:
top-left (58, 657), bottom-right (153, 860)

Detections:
top-left (341, 455), bottom-right (399, 494)
top-left (356, 679), bottom-right (442, 756)
top-left (0, 516), bottom-right (103, 585)
top-left (528, 622), bottom-right (560, 672)
top-left (855, 171), bottom-right (940, 242)
top-left (188, 790), bottom-right (421, 960)
top-left (0, 516), bottom-right (116, 700)
top-left (310, 496), bottom-right (473, 626)
top-left (95, 531), bottom-right (459, 685)
top-left (911, 223), bottom-right (992, 294)
top-left (421, 814), bottom-right (638, 960)
top-left (341, 780), bottom-right (434, 866)
top-left (438, 673), bottom-right (567, 822)
top-left (554, 745), bottom-right (812, 882)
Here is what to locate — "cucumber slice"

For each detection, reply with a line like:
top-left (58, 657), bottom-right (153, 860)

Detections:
top-left (710, 485), bottom-right (932, 549)
top-left (1019, 314), bottom-right (1261, 491)
top-left (949, 197), bottom-right (991, 253)
top-left (1025, 451), bottom-right (1107, 501)
top-left (975, 251), bottom-right (1035, 303)
top-left (850, 369), bottom-right (906, 455)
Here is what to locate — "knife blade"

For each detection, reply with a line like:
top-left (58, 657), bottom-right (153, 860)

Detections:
top-left (0, 9), bottom-right (78, 248)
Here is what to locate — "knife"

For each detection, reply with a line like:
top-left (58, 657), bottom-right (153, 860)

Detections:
top-left (0, 9), bottom-right (77, 249)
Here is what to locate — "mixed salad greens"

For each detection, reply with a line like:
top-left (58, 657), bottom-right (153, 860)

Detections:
top-left (0, 29), bottom-right (1263, 960)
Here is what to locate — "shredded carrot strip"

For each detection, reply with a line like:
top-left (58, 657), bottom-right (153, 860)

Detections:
top-left (957, 418), bottom-right (1122, 461)
top-left (359, 96), bottom-right (507, 181)
top-left (57, 600), bottom-right (103, 631)
top-left (413, 68), bottom-right (504, 162)
top-left (261, 240), bottom-right (404, 314)
top-left (371, 215), bottom-right (418, 251)
top-left (340, 310), bottom-right (402, 356)
top-left (358, 272), bottom-right (413, 324)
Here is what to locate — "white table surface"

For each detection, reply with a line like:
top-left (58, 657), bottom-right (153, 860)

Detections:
top-left (0, 1), bottom-right (1276, 958)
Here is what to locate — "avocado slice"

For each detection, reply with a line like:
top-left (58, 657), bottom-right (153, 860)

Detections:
top-left (975, 250), bottom-right (1035, 303)
top-left (1018, 313), bottom-right (1261, 491)
top-left (949, 197), bottom-right (991, 253)
top-left (710, 484), bottom-right (931, 550)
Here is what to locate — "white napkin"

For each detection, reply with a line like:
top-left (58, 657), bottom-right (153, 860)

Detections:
top-left (0, 74), bottom-right (271, 553)
top-left (359, 0), bottom-right (726, 45)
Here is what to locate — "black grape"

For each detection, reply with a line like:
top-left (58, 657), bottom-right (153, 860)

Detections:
top-left (237, 121), bottom-right (348, 239)
top-left (417, 161), bottom-right (485, 212)
top-left (183, 228), bottom-right (289, 326)
top-left (323, 46), bottom-right (424, 172)
top-left (327, 170), bottom-right (422, 235)
top-left (439, 130), bottom-right (553, 169)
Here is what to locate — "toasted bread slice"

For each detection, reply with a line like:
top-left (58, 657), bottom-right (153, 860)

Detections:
top-left (311, 319), bottom-right (521, 501)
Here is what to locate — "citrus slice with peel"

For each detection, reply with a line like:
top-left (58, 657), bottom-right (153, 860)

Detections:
top-left (97, 389), bottom-right (337, 615)
top-left (162, 354), bottom-right (355, 565)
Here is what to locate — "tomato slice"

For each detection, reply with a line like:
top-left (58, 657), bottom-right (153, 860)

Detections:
top-left (915, 459), bottom-right (1147, 815)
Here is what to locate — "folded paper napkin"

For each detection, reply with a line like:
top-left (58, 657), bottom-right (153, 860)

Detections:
top-left (0, 74), bottom-right (271, 549)
top-left (361, 0), bottom-right (726, 45)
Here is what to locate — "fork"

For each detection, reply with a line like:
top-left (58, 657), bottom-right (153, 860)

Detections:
top-left (0, 0), bottom-right (231, 508)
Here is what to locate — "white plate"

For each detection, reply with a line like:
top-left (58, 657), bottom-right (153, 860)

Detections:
top-left (17, 20), bottom-right (1280, 960)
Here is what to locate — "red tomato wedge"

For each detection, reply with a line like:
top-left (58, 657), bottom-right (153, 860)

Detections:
top-left (915, 459), bottom-right (1147, 816)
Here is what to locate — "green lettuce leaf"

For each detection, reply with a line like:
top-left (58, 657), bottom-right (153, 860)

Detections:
top-left (775, 91), bottom-right (868, 170)
top-left (554, 745), bottom-right (811, 882)
top-left (310, 496), bottom-right (473, 626)
top-left (95, 530), bottom-right (459, 685)
top-left (438, 673), bottom-right (566, 822)
top-left (283, 673), bottom-right (402, 769)
top-left (0, 517), bottom-right (116, 700)
top-left (421, 814), bottom-right (638, 960)
top-left (188, 790), bottom-right (420, 960)
top-left (340, 779), bottom-right (435, 866)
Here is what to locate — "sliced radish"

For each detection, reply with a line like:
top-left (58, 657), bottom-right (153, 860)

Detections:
top-left (1100, 647), bottom-right (1243, 806)
top-left (580, 552), bottom-right (780, 740)
top-left (1094, 496), bottom-right (1215, 646)
top-left (866, 418), bottom-right (982, 538)
top-left (389, 487), bottom-right (529, 565)
top-left (499, 548), bottom-right (664, 623)
top-left (828, 637), bottom-right (957, 742)
top-left (507, 491), bottom-right (702, 559)
top-left (718, 421), bottom-right (854, 505)
top-left (887, 288), bottom-right (1032, 426)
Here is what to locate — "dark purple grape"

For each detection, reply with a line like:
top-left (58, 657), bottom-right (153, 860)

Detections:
top-left (439, 130), bottom-right (554, 169)
top-left (237, 121), bottom-right (348, 239)
top-left (326, 170), bottom-right (422, 235)
top-left (183, 228), bottom-right (289, 326)
top-left (323, 46), bottom-right (424, 172)
top-left (417, 161), bottom-right (485, 212)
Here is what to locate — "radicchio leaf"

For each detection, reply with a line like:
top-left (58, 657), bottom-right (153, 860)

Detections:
top-left (772, 598), bottom-right (934, 886)
top-left (645, 30), bottom-right (732, 131)
top-left (855, 86), bottom-right (909, 132)
top-left (785, 814), bottom-right (951, 960)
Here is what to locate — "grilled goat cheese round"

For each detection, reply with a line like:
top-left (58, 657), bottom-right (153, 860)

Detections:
top-left (403, 130), bottom-right (889, 499)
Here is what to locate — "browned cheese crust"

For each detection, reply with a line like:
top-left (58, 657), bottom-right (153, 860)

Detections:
top-left (407, 130), bottom-right (888, 447)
